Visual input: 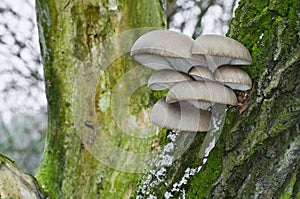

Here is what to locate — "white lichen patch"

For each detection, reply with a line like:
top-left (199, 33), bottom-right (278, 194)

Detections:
top-left (136, 131), bottom-right (180, 198)
top-left (108, 0), bottom-right (119, 11)
top-left (204, 138), bottom-right (216, 157)
top-left (165, 165), bottom-right (203, 199)
top-left (98, 91), bottom-right (111, 112)
top-left (135, 130), bottom-right (202, 199)
top-left (259, 33), bottom-right (264, 40)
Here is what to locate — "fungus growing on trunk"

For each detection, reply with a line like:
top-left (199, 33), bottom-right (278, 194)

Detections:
top-left (147, 69), bottom-right (192, 90)
top-left (214, 65), bottom-right (252, 91)
top-left (191, 34), bottom-right (252, 72)
top-left (166, 81), bottom-right (238, 106)
top-left (188, 66), bottom-right (215, 81)
top-left (130, 30), bottom-right (207, 73)
top-left (150, 98), bottom-right (211, 132)
top-left (130, 30), bottom-right (253, 159)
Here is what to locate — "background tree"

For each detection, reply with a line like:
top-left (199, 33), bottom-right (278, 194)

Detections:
top-left (167, 0), bottom-right (237, 36)
top-left (0, 0), bottom-right (299, 198)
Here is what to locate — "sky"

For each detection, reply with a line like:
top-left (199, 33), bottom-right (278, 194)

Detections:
top-left (0, 0), bottom-right (46, 124)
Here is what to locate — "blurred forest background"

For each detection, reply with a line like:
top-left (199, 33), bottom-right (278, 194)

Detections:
top-left (0, 0), bottom-right (237, 174)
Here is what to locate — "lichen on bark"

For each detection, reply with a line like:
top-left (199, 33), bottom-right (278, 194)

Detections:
top-left (36, 0), bottom-right (167, 198)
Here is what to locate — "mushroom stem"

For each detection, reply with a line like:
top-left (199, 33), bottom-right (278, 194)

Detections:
top-left (204, 54), bottom-right (219, 72)
top-left (198, 103), bottom-right (227, 159)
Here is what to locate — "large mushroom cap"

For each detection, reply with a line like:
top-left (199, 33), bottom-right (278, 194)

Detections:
top-left (130, 30), bottom-right (207, 73)
top-left (214, 65), bottom-right (252, 91)
top-left (191, 34), bottom-right (252, 72)
top-left (188, 66), bottom-right (215, 81)
top-left (166, 81), bottom-right (238, 106)
top-left (148, 69), bottom-right (192, 90)
top-left (150, 97), bottom-right (211, 132)
top-left (186, 100), bottom-right (213, 110)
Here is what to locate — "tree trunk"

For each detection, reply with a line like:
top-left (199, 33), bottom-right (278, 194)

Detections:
top-left (35, 0), bottom-right (300, 198)
top-left (35, 0), bottom-right (166, 198)
top-left (182, 0), bottom-right (300, 198)
top-left (209, 0), bottom-right (300, 197)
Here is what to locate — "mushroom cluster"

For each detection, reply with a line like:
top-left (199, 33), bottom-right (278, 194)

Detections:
top-left (130, 30), bottom-right (252, 132)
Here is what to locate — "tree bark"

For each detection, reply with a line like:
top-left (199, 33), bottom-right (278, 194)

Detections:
top-left (0, 154), bottom-right (43, 198)
top-left (35, 0), bottom-right (166, 198)
top-left (35, 0), bottom-right (300, 198)
top-left (183, 0), bottom-right (300, 198)
top-left (210, 0), bottom-right (300, 197)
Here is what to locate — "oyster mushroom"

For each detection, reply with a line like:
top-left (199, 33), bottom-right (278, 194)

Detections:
top-left (147, 69), bottom-right (192, 90)
top-left (166, 81), bottom-right (238, 110)
top-left (191, 34), bottom-right (252, 72)
top-left (188, 66), bottom-right (215, 81)
top-left (130, 30), bottom-right (206, 73)
top-left (214, 65), bottom-right (252, 91)
top-left (130, 31), bottom-right (253, 162)
top-left (150, 97), bottom-right (211, 132)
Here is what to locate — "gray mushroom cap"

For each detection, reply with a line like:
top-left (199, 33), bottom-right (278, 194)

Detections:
top-left (148, 69), bottom-right (192, 90)
top-left (188, 66), bottom-right (215, 81)
top-left (130, 30), bottom-right (207, 73)
top-left (166, 81), bottom-right (238, 106)
top-left (191, 34), bottom-right (252, 72)
top-left (150, 97), bottom-right (211, 132)
top-left (214, 65), bottom-right (252, 91)
top-left (186, 100), bottom-right (213, 110)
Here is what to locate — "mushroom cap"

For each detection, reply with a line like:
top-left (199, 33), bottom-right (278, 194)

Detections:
top-left (187, 100), bottom-right (213, 110)
top-left (150, 97), bottom-right (211, 132)
top-left (188, 66), bottom-right (215, 81)
top-left (214, 65), bottom-right (252, 90)
top-left (148, 69), bottom-right (192, 90)
top-left (130, 30), bottom-right (207, 73)
top-left (191, 34), bottom-right (252, 72)
top-left (166, 81), bottom-right (238, 105)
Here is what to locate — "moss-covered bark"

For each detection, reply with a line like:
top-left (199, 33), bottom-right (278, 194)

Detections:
top-left (213, 0), bottom-right (300, 197)
top-left (184, 0), bottom-right (300, 198)
top-left (36, 0), bottom-right (166, 198)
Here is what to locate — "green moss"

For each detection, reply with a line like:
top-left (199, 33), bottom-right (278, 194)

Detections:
top-left (278, 166), bottom-right (298, 199)
top-left (124, 0), bottom-right (166, 29)
top-left (35, 1), bottom-right (70, 197)
top-left (201, 0), bottom-right (300, 197)
top-left (186, 143), bottom-right (223, 198)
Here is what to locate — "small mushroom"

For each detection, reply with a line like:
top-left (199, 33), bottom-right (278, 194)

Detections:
top-left (148, 69), bottom-right (192, 90)
top-left (191, 34), bottom-right (252, 72)
top-left (188, 66), bottom-right (215, 81)
top-left (130, 30), bottom-right (207, 73)
top-left (166, 81), bottom-right (238, 106)
top-left (214, 65), bottom-right (252, 91)
top-left (150, 97), bottom-right (211, 132)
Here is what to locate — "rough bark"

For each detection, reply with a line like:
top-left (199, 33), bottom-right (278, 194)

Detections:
top-left (35, 0), bottom-right (300, 199)
top-left (212, 0), bottom-right (300, 197)
top-left (35, 0), bottom-right (166, 198)
top-left (175, 0), bottom-right (300, 198)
